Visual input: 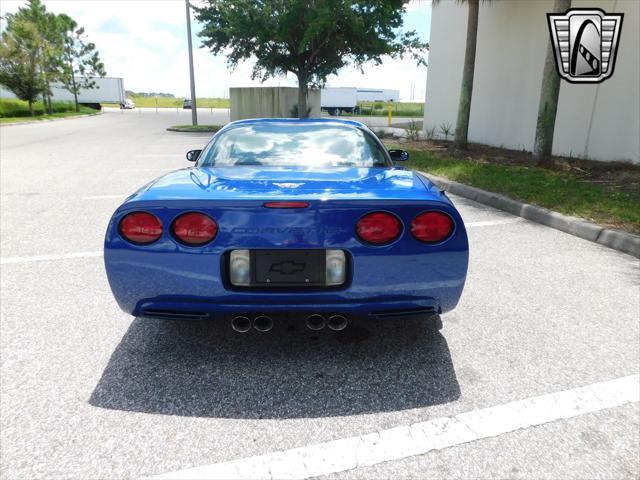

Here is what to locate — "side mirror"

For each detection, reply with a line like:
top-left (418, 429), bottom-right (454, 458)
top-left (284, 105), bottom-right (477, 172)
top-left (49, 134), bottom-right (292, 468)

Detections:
top-left (186, 149), bottom-right (202, 162)
top-left (388, 149), bottom-right (409, 162)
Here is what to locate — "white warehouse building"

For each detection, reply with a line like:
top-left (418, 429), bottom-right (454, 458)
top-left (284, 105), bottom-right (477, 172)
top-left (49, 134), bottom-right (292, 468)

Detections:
top-left (423, 0), bottom-right (639, 163)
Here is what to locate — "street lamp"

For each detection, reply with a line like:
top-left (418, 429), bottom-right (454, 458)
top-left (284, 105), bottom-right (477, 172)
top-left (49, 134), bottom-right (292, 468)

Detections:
top-left (185, 0), bottom-right (198, 126)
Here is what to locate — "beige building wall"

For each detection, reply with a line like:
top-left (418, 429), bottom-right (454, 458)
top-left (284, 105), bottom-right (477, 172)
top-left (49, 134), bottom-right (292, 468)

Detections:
top-left (424, 0), bottom-right (639, 163)
top-left (230, 87), bottom-right (321, 121)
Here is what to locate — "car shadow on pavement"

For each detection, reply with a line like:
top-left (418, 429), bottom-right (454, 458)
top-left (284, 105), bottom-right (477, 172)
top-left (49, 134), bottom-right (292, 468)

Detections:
top-left (89, 317), bottom-right (460, 418)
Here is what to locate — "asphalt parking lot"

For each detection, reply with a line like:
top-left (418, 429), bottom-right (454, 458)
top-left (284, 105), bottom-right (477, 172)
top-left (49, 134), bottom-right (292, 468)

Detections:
top-left (1, 110), bottom-right (638, 479)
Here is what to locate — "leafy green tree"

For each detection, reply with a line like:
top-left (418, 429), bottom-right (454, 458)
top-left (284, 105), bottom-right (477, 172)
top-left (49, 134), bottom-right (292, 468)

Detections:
top-left (58, 14), bottom-right (106, 112)
top-left (15, 0), bottom-right (64, 114)
top-left (196, 0), bottom-right (426, 118)
top-left (0, 17), bottom-right (42, 115)
top-left (533, 0), bottom-right (571, 166)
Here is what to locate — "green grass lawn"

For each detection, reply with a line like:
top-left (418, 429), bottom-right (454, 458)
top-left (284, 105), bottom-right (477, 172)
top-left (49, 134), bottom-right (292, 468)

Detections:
top-left (405, 148), bottom-right (640, 233)
top-left (167, 124), bottom-right (222, 132)
top-left (0, 99), bottom-right (97, 123)
top-left (353, 101), bottom-right (424, 118)
top-left (103, 96), bottom-right (230, 109)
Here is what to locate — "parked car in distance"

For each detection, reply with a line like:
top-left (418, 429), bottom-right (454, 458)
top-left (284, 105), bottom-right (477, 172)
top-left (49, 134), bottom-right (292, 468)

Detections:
top-left (104, 118), bottom-right (469, 334)
top-left (183, 99), bottom-right (192, 109)
top-left (120, 98), bottom-right (135, 109)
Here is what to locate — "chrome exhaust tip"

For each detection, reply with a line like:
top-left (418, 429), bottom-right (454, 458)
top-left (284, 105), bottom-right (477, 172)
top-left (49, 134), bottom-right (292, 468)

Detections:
top-left (253, 315), bottom-right (273, 332)
top-left (305, 314), bottom-right (326, 331)
top-left (327, 314), bottom-right (348, 331)
top-left (231, 315), bottom-right (252, 333)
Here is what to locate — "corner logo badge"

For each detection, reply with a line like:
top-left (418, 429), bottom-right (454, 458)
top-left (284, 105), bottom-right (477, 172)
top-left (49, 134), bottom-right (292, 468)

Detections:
top-left (547, 8), bottom-right (623, 83)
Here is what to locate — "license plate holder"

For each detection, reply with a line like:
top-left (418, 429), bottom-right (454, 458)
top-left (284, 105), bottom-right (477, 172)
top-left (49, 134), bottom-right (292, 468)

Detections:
top-left (252, 250), bottom-right (325, 287)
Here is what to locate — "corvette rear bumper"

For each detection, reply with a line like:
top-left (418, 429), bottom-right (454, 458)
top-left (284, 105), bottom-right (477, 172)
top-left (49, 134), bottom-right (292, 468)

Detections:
top-left (134, 297), bottom-right (441, 321)
top-left (104, 198), bottom-right (469, 320)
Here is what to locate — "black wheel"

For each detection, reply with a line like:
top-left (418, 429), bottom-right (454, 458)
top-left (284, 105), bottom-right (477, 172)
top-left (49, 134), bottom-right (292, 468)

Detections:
top-left (329, 107), bottom-right (340, 116)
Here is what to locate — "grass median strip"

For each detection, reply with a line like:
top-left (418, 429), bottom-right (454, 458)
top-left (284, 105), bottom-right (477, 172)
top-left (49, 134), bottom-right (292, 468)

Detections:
top-left (0, 98), bottom-right (98, 123)
top-left (406, 149), bottom-right (640, 234)
top-left (167, 124), bottom-right (222, 132)
top-left (0, 108), bottom-right (97, 124)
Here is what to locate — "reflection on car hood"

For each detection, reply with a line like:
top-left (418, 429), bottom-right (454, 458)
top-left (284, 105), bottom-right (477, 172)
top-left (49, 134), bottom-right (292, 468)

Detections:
top-left (127, 166), bottom-right (444, 202)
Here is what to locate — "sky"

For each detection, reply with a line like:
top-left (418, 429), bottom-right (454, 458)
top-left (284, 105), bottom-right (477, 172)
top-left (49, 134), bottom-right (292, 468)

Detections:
top-left (0, 1), bottom-right (431, 101)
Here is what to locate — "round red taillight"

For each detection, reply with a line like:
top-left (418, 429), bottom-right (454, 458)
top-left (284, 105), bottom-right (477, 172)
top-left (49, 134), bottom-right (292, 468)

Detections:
top-left (119, 212), bottom-right (163, 244)
top-left (172, 212), bottom-right (218, 245)
top-left (356, 212), bottom-right (402, 245)
top-left (411, 211), bottom-right (454, 243)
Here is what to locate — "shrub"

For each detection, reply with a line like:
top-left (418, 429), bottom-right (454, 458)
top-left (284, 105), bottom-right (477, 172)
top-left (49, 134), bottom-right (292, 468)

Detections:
top-left (404, 120), bottom-right (421, 141)
top-left (0, 99), bottom-right (76, 117)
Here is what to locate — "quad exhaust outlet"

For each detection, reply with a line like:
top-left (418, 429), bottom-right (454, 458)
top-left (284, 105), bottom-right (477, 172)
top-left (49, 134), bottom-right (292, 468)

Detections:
top-left (305, 314), bottom-right (326, 331)
top-left (231, 315), bottom-right (252, 333)
top-left (327, 314), bottom-right (348, 331)
top-left (253, 315), bottom-right (274, 332)
top-left (232, 313), bottom-right (348, 333)
top-left (305, 313), bottom-right (349, 331)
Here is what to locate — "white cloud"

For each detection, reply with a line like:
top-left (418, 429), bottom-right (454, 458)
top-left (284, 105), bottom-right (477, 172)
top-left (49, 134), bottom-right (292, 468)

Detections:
top-left (1, 0), bottom-right (429, 101)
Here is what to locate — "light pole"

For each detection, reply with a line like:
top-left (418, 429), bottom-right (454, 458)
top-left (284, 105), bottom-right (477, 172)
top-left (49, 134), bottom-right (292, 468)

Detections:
top-left (185, 0), bottom-right (198, 126)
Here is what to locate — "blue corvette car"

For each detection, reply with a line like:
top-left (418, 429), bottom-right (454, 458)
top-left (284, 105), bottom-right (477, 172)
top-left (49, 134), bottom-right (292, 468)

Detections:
top-left (104, 118), bottom-right (468, 333)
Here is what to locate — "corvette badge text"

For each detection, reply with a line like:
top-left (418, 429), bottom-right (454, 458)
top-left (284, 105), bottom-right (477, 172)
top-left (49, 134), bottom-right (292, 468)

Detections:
top-left (547, 8), bottom-right (623, 83)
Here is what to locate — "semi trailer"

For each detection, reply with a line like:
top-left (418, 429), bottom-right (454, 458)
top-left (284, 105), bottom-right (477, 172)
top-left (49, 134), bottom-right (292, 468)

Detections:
top-left (320, 87), bottom-right (400, 116)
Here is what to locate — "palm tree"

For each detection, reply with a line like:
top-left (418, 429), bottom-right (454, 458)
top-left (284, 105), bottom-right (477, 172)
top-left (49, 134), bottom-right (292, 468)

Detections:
top-left (533, 0), bottom-right (571, 166)
top-left (432, 0), bottom-right (483, 149)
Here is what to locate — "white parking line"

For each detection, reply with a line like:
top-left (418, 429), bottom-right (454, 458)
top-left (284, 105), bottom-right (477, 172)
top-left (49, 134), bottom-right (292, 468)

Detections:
top-left (0, 219), bottom-right (524, 264)
top-left (151, 374), bottom-right (639, 480)
top-left (465, 218), bottom-right (521, 228)
top-left (0, 251), bottom-right (102, 265)
top-left (81, 194), bottom-right (126, 200)
top-left (134, 154), bottom-right (184, 157)
top-left (116, 168), bottom-right (171, 172)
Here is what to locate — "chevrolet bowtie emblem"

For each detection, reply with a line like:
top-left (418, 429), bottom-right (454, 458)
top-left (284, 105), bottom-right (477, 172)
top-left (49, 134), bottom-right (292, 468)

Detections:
top-left (269, 261), bottom-right (305, 275)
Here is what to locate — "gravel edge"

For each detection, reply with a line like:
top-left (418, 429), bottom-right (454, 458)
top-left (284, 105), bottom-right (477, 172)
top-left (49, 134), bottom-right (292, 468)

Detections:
top-left (422, 172), bottom-right (640, 259)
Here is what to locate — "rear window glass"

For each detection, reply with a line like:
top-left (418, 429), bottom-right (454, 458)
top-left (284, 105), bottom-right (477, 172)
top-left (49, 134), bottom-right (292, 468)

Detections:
top-left (198, 123), bottom-right (389, 168)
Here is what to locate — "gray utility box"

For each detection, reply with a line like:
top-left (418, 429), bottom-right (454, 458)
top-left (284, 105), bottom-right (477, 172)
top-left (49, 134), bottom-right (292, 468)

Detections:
top-left (229, 87), bottom-right (320, 120)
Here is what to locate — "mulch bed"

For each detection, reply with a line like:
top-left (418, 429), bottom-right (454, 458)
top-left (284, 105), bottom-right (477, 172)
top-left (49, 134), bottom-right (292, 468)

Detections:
top-left (401, 139), bottom-right (640, 196)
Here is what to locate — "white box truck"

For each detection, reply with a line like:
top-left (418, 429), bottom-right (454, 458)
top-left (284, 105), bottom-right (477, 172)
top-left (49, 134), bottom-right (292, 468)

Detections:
top-left (321, 87), bottom-right (401, 115)
top-left (1, 77), bottom-right (126, 109)
top-left (320, 88), bottom-right (358, 116)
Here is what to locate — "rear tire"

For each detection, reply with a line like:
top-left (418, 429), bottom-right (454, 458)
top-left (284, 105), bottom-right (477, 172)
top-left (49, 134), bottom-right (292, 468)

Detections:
top-left (329, 107), bottom-right (340, 116)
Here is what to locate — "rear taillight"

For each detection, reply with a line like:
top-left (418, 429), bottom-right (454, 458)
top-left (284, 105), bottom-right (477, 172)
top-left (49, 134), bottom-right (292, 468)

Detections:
top-left (356, 212), bottom-right (402, 245)
top-left (411, 211), bottom-right (454, 243)
top-left (172, 212), bottom-right (218, 245)
top-left (119, 212), bottom-right (163, 244)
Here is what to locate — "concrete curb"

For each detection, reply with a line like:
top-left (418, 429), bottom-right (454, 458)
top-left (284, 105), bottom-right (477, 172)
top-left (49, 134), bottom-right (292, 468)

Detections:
top-left (166, 127), bottom-right (220, 133)
top-left (423, 172), bottom-right (640, 259)
top-left (0, 111), bottom-right (102, 127)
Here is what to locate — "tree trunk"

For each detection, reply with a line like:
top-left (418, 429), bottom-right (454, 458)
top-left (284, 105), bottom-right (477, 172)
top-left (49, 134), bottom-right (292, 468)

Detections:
top-left (534, 0), bottom-right (571, 166)
top-left (69, 59), bottom-right (79, 112)
top-left (296, 72), bottom-right (308, 119)
top-left (454, 0), bottom-right (479, 149)
top-left (28, 99), bottom-right (34, 116)
top-left (43, 70), bottom-right (53, 114)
